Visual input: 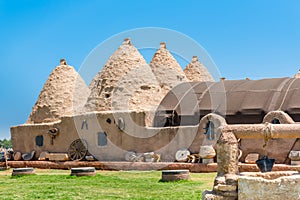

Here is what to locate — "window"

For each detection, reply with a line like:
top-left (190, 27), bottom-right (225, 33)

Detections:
top-left (98, 132), bottom-right (108, 146)
top-left (162, 110), bottom-right (180, 127)
top-left (35, 135), bottom-right (43, 147)
top-left (204, 121), bottom-right (215, 140)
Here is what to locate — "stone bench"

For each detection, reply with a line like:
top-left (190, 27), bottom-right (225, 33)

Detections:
top-left (161, 170), bottom-right (190, 182)
top-left (12, 167), bottom-right (35, 176)
top-left (70, 167), bottom-right (96, 176)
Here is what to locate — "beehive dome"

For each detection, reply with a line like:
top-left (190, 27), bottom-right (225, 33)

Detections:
top-left (85, 38), bottom-right (164, 112)
top-left (184, 56), bottom-right (214, 82)
top-left (27, 61), bottom-right (90, 124)
top-left (149, 42), bottom-right (188, 95)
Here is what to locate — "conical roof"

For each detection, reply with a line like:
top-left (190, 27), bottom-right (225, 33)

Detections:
top-left (85, 38), bottom-right (164, 112)
top-left (149, 42), bottom-right (188, 95)
top-left (184, 56), bottom-right (214, 82)
top-left (27, 60), bottom-right (90, 124)
top-left (294, 70), bottom-right (300, 78)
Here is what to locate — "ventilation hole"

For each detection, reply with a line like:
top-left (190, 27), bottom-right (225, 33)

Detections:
top-left (140, 85), bottom-right (151, 90)
top-left (105, 94), bottom-right (110, 98)
top-left (106, 118), bottom-right (111, 124)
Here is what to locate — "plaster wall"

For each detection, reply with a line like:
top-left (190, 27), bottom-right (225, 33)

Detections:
top-left (11, 111), bottom-right (204, 161)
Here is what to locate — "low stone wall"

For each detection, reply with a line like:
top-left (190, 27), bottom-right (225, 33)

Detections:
top-left (238, 172), bottom-right (300, 200)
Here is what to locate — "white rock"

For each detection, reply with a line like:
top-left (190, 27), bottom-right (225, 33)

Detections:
top-left (245, 153), bottom-right (259, 164)
top-left (199, 145), bottom-right (216, 159)
top-left (238, 174), bottom-right (300, 200)
top-left (175, 149), bottom-right (190, 162)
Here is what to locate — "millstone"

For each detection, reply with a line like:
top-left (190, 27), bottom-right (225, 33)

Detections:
top-left (175, 149), bottom-right (190, 162)
top-left (12, 167), bottom-right (35, 176)
top-left (161, 170), bottom-right (190, 182)
top-left (70, 167), bottom-right (96, 176)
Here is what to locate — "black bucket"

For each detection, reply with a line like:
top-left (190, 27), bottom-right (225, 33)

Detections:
top-left (256, 156), bottom-right (275, 173)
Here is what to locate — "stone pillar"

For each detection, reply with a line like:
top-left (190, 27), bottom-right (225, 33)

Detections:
top-left (216, 131), bottom-right (239, 176)
top-left (202, 130), bottom-right (239, 200)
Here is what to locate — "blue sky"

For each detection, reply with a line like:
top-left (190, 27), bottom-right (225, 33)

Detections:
top-left (0, 0), bottom-right (300, 139)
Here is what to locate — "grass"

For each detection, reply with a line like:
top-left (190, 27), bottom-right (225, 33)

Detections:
top-left (0, 169), bottom-right (215, 200)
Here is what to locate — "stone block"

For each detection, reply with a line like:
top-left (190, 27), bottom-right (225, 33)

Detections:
top-left (291, 160), bottom-right (300, 165)
top-left (202, 158), bottom-right (214, 164)
top-left (217, 191), bottom-right (238, 198)
top-left (289, 151), bottom-right (300, 161)
top-left (47, 153), bottom-right (69, 161)
top-left (161, 170), bottom-right (190, 182)
top-left (245, 153), bottom-right (259, 164)
top-left (202, 190), bottom-right (233, 200)
top-left (214, 184), bottom-right (237, 192)
top-left (85, 155), bottom-right (95, 161)
top-left (71, 167), bottom-right (96, 176)
top-left (238, 173), bottom-right (300, 200)
top-left (214, 176), bottom-right (226, 186)
top-left (145, 158), bottom-right (154, 162)
top-left (225, 174), bottom-right (238, 186)
top-left (14, 152), bottom-right (22, 161)
top-left (12, 167), bottom-right (35, 176)
top-left (38, 151), bottom-right (49, 161)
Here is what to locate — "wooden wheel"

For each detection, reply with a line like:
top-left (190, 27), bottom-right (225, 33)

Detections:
top-left (68, 139), bottom-right (88, 161)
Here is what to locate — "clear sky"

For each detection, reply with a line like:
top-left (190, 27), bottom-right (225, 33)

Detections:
top-left (0, 0), bottom-right (300, 139)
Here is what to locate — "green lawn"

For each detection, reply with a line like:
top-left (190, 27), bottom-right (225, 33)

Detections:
top-left (0, 169), bottom-right (215, 200)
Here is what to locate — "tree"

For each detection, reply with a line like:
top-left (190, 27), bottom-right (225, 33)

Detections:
top-left (0, 138), bottom-right (12, 149)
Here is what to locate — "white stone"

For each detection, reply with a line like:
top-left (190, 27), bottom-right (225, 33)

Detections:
top-left (245, 153), bottom-right (259, 164)
top-left (47, 153), bottom-right (69, 161)
top-left (238, 173), bottom-right (300, 200)
top-left (202, 190), bottom-right (229, 200)
top-left (85, 155), bottom-right (95, 161)
top-left (199, 145), bottom-right (216, 159)
top-left (214, 184), bottom-right (237, 192)
top-left (291, 160), bottom-right (300, 165)
top-left (289, 151), bottom-right (300, 161)
top-left (38, 151), bottom-right (49, 161)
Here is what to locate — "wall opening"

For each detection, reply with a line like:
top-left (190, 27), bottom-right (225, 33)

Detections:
top-left (106, 118), bottom-right (111, 124)
top-left (35, 135), bottom-right (44, 147)
top-left (98, 132), bottom-right (108, 146)
top-left (271, 118), bottom-right (280, 124)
